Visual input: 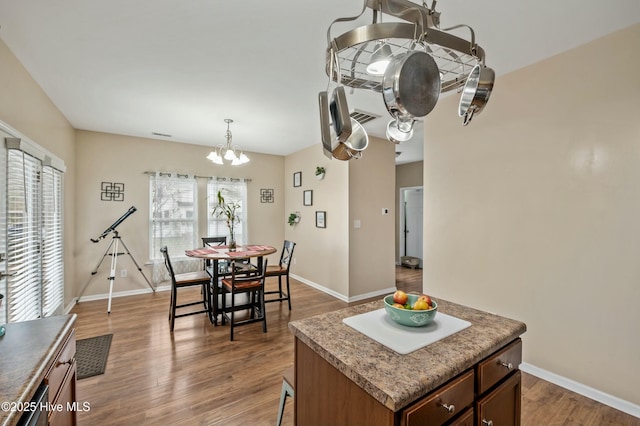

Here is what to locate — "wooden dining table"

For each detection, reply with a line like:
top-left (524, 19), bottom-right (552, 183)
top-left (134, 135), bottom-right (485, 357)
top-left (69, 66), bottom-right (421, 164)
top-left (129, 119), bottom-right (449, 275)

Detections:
top-left (185, 244), bottom-right (277, 325)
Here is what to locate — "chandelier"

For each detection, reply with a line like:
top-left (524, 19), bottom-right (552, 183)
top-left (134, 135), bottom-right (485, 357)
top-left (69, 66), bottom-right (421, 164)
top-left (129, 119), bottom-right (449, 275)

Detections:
top-left (206, 119), bottom-right (250, 165)
top-left (319, 0), bottom-right (495, 160)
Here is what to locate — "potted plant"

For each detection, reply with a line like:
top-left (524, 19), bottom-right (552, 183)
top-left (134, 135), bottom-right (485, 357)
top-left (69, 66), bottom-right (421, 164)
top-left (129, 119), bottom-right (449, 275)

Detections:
top-left (212, 190), bottom-right (241, 250)
top-left (315, 166), bottom-right (326, 180)
top-left (288, 212), bottom-right (301, 226)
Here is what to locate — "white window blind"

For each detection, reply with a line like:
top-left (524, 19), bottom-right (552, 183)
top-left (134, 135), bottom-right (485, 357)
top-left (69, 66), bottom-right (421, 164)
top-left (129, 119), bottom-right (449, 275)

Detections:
top-left (41, 165), bottom-right (64, 317)
top-left (6, 149), bottom-right (43, 322)
top-left (1, 129), bottom-right (65, 324)
top-left (149, 173), bottom-right (198, 261)
top-left (207, 178), bottom-right (248, 245)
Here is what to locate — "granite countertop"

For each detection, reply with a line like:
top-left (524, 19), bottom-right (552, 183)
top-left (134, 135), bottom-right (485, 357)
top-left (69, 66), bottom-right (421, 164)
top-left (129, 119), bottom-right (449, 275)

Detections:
top-left (289, 298), bottom-right (526, 411)
top-left (0, 314), bottom-right (77, 426)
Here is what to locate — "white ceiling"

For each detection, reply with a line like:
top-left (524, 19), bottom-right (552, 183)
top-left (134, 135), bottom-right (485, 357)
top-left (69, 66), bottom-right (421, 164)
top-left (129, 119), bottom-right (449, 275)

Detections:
top-left (0, 1), bottom-right (638, 164)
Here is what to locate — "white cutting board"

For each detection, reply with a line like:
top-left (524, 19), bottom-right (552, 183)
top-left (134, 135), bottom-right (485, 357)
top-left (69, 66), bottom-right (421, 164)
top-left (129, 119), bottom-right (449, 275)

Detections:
top-left (343, 309), bottom-right (472, 355)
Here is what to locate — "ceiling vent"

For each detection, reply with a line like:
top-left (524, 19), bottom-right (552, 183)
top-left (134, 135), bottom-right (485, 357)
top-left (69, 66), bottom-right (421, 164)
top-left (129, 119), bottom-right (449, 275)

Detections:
top-left (350, 109), bottom-right (380, 125)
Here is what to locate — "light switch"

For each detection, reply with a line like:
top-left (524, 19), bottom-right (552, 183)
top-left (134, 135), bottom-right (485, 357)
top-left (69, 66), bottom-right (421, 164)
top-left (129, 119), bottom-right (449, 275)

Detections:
top-left (354, 219), bottom-right (361, 229)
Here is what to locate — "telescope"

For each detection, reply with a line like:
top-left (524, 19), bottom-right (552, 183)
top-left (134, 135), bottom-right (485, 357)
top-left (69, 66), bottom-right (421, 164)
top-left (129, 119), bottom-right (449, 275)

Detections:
top-left (81, 204), bottom-right (154, 313)
top-left (91, 206), bottom-right (137, 243)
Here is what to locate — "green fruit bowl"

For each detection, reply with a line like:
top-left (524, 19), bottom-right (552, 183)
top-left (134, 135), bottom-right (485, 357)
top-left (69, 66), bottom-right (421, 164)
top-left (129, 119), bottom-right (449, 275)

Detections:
top-left (383, 294), bottom-right (438, 327)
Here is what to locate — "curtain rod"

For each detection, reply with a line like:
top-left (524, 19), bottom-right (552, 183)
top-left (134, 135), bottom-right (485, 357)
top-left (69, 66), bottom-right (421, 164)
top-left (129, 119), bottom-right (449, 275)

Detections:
top-left (144, 171), bottom-right (251, 182)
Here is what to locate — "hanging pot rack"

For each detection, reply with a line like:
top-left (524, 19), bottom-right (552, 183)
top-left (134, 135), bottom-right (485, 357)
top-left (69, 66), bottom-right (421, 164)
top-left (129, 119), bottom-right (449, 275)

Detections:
top-left (325, 0), bottom-right (486, 95)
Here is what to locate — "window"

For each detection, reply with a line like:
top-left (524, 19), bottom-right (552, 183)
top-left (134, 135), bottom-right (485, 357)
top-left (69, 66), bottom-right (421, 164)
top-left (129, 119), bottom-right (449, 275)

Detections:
top-left (149, 173), bottom-right (199, 283)
top-left (1, 131), bottom-right (65, 324)
top-left (207, 178), bottom-right (248, 245)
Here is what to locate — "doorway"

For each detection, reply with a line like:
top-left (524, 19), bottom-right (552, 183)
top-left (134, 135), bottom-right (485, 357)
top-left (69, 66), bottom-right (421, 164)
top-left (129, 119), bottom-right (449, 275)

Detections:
top-left (399, 186), bottom-right (423, 268)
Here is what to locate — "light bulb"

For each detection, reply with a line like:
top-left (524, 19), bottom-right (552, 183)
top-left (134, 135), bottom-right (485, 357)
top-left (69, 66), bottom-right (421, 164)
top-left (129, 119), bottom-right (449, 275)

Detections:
top-left (223, 149), bottom-right (237, 161)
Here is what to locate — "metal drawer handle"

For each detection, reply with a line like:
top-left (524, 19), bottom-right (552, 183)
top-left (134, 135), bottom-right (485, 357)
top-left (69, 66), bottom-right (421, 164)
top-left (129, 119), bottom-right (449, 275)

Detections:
top-left (482, 420), bottom-right (493, 426)
top-left (499, 361), bottom-right (513, 370)
top-left (58, 357), bottom-right (75, 366)
top-left (439, 401), bottom-right (455, 414)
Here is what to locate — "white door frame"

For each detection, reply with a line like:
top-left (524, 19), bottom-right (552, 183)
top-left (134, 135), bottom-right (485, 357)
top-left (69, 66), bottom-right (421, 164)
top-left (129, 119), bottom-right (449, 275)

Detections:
top-left (399, 185), bottom-right (423, 265)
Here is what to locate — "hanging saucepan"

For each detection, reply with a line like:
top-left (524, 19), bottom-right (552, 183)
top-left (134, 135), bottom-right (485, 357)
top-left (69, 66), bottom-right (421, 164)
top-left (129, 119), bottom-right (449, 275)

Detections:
top-left (458, 64), bottom-right (495, 126)
top-left (327, 86), bottom-right (368, 161)
top-left (382, 50), bottom-right (441, 143)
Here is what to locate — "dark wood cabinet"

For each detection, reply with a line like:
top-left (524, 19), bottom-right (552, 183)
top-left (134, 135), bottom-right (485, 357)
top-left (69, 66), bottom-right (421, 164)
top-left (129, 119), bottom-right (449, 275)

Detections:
top-left (43, 326), bottom-right (78, 426)
top-left (295, 338), bottom-right (522, 426)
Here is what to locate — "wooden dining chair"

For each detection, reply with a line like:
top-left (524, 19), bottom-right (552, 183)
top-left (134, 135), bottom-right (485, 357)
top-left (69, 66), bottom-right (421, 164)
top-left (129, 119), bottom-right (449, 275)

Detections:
top-left (220, 259), bottom-right (268, 341)
top-left (160, 246), bottom-right (211, 332)
top-left (201, 236), bottom-right (227, 276)
top-left (265, 240), bottom-right (296, 310)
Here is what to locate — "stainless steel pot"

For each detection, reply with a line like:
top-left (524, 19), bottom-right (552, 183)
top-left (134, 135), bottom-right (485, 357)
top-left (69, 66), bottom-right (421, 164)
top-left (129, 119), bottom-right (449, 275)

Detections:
top-left (331, 119), bottom-right (368, 160)
top-left (458, 64), bottom-right (495, 126)
top-left (382, 50), bottom-right (441, 119)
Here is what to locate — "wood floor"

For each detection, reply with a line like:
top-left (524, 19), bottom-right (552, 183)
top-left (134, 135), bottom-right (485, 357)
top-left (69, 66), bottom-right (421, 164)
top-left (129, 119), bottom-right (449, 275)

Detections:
top-left (70, 267), bottom-right (639, 426)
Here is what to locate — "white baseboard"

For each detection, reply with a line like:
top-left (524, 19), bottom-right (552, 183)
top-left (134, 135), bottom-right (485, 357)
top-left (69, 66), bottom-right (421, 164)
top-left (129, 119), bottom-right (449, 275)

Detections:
top-left (289, 274), bottom-right (394, 303)
top-left (290, 274), bottom-right (349, 302)
top-left (64, 284), bottom-right (170, 314)
top-left (520, 362), bottom-right (640, 419)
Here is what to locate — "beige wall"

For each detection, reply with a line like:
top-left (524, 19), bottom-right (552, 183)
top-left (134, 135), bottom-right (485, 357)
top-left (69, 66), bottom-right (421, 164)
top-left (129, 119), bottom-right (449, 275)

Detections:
top-left (422, 24), bottom-right (640, 405)
top-left (349, 136), bottom-right (396, 298)
top-left (74, 130), bottom-right (284, 297)
top-left (284, 145), bottom-right (350, 298)
top-left (284, 137), bottom-right (396, 301)
top-left (0, 39), bottom-right (77, 308)
top-left (395, 161), bottom-right (423, 262)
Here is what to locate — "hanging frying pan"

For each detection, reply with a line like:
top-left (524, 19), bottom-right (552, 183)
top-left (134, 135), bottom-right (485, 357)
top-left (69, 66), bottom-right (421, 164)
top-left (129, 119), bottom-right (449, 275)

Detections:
top-left (382, 51), bottom-right (441, 118)
top-left (458, 64), bottom-right (495, 126)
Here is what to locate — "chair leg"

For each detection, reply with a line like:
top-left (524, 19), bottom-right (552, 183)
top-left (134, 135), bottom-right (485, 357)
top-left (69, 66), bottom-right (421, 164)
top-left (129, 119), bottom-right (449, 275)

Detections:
top-left (230, 291), bottom-right (235, 341)
top-left (278, 276), bottom-right (283, 299)
top-left (170, 285), bottom-right (177, 332)
top-left (261, 288), bottom-right (267, 333)
top-left (276, 381), bottom-right (287, 426)
top-left (276, 377), bottom-right (294, 426)
top-left (221, 286), bottom-right (227, 326)
top-left (286, 275), bottom-right (292, 310)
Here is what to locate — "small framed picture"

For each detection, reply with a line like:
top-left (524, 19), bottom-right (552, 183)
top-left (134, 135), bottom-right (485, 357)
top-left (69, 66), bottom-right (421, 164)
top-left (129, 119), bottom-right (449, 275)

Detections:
top-left (293, 171), bottom-right (302, 187)
top-left (303, 190), bottom-right (313, 206)
top-left (315, 211), bottom-right (326, 228)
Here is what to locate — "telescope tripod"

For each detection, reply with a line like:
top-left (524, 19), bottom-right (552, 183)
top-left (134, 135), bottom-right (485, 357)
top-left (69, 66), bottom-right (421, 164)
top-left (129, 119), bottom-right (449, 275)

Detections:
top-left (78, 231), bottom-right (155, 313)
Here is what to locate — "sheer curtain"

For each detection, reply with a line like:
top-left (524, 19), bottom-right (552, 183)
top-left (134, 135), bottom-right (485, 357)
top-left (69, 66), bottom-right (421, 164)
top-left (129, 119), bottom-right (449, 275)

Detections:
top-left (149, 173), bottom-right (200, 284)
top-left (207, 178), bottom-right (248, 245)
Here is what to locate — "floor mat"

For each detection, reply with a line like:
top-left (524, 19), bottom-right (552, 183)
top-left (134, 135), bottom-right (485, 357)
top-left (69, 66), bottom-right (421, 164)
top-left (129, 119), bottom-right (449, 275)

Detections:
top-left (76, 334), bottom-right (113, 379)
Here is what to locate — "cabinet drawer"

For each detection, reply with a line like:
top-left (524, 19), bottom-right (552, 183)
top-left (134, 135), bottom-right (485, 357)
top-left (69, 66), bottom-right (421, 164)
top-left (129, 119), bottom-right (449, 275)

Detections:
top-left (476, 338), bottom-right (521, 394)
top-left (401, 370), bottom-right (474, 426)
top-left (476, 370), bottom-right (521, 426)
top-left (447, 407), bottom-right (473, 426)
top-left (45, 329), bottom-right (76, 405)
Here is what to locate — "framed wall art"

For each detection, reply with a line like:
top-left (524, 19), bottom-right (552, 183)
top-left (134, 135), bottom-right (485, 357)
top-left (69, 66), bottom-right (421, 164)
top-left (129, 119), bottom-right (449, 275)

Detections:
top-left (315, 211), bottom-right (326, 228)
top-left (260, 188), bottom-right (274, 203)
top-left (293, 171), bottom-right (302, 187)
top-left (303, 190), bottom-right (313, 206)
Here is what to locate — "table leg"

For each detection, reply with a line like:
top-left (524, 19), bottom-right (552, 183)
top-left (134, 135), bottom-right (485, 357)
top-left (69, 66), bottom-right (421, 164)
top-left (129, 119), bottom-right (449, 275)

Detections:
top-left (209, 259), bottom-right (220, 326)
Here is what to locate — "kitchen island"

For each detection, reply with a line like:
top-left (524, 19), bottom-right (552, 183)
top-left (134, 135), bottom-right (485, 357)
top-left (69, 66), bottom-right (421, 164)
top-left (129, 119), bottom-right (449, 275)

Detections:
top-left (288, 297), bottom-right (526, 426)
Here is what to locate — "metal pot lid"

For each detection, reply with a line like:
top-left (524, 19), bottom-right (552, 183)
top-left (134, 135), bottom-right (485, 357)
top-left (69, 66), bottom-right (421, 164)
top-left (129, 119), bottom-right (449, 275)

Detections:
top-left (383, 51), bottom-right (441, 118)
